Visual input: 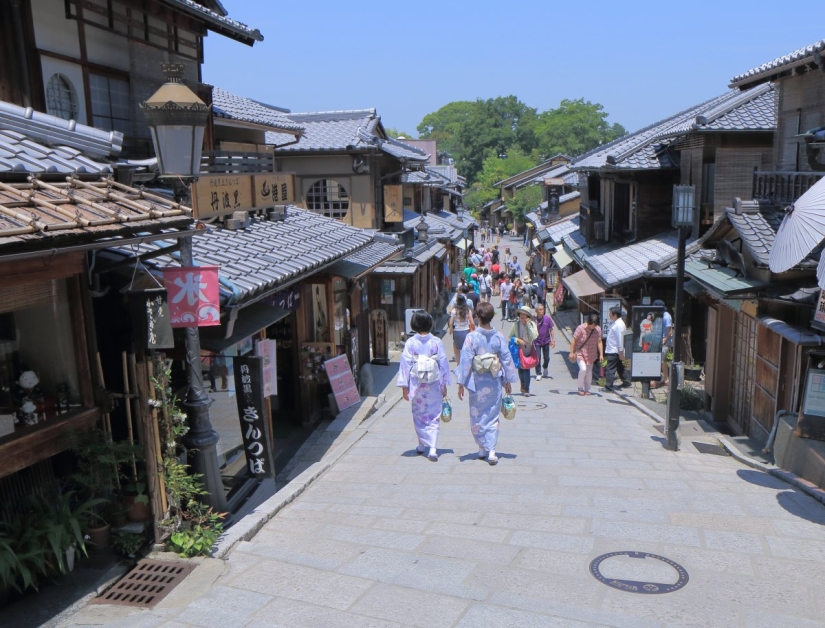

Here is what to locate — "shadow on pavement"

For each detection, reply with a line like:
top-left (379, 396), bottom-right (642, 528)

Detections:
top-left (776, 491), bottom-right (825, 524)
top-left (650, 435), bottom-right (668, 448)
top-left (458, 451), bottom-right (518, 462)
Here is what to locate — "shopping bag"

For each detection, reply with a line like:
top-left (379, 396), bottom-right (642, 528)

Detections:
top-left (441, 397), bottom-right (452, 422)
top-left (508, 337), bottom-right (521, 369)
top-left (502, 395), bottom-right (517, 420)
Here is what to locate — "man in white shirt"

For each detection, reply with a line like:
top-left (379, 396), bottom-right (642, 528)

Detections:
top-left (602, 307), bottom-right (630, 392)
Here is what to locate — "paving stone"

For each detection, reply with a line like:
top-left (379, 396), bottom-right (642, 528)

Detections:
top-left (172, 586), bottom-right (272, 628)
top-left (425, 521), bottom-right (511, 543)
top-left (418, 535), bottom-right (521, 565)
top-left (454, 603), bottom-right (599, 628)
top-left (703, 530), bottom-right (766, 554)
top-left (319, 524), bottom-right (425, 550)
top-left (245, 597), bottom-right (402, 628)
top-left (349, 583), bottom-right (469, 628)
top-left (509, 530), bottom-right (594, 553)
top-left (590, 519), bottom-right (701, 546)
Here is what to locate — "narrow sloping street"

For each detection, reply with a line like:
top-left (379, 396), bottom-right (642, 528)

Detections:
top-left (62, 239), bottom-right (825, 626)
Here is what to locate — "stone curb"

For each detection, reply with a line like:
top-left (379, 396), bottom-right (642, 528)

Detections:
top-left (212, 390), bottom-right (403, 560)
top-left (717, 436), bottom-right (825, 506)
top-left (41, 563), bottom-right (128, 628)
top-left (614, 390), bottom-right (663, 424)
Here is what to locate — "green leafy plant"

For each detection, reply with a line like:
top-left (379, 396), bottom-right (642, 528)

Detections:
top-left (112, 531), bottom-right (145, 558)
top-left (168, 503), bottom-right (225, 558)
top-left (679, 382), bottom-right (704, 411)
top-left (150, 364), bottom-right (189, 459)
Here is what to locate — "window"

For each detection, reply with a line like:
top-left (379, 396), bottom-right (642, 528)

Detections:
top-left (89, 74), bottom-right (130, 134)
top-left (45, 74), bottom-right (78, 121)
top-left (306, 179), bottom-right (349, 219)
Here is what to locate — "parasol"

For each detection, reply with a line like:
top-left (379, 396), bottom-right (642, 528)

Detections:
top-left (817, 248), bottom-right (825, 289)
top-left (769, 176), bottom-right (825, 273)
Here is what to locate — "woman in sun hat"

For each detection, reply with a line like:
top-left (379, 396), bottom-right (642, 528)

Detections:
top-left (509, 305), bottom-right (538, 396)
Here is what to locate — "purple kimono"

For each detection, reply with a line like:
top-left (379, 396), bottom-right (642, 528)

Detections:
top-left (396, 333), bottom-right (452, 449)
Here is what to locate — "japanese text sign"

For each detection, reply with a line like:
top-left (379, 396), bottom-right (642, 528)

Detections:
top-left (265, 286), bottom-right (301, 312)
top-left (384, 185), bottom-right (403, 222)
top-left (163, 266), bottom-right (221, 328)
top-left (233, 356), bottom-right (274, 477)
top-left (324, 354), bottom-right (360, 412)
top-left (815, 290), bottom-right (825, 328)
top-left (254, 174), bottom-right (295, 206)
top-left (192, 175), bottom-right (254, 219)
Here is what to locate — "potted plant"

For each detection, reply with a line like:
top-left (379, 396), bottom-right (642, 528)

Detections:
top-left (69, 430), bottom-right (142, 550)
top-left (121, 475), bottom-right (151, 523)
top-left (112, 531), bottom-right (147, 559)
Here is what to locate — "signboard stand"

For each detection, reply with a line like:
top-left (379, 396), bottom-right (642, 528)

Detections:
top-left (630, 305), bottom-right (665, 382)
top-left (232, 356), bottom-right (275, 478)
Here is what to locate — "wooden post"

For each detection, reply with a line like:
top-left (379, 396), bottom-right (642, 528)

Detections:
top-left (139, 359), bottom-right (167, 546)
top-left (122, 352), bottom-right (137, 479)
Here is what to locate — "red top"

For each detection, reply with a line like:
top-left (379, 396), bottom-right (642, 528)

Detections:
top-left (572, 323), bottom-right (602, 364)
top-left (491, 263), bottom-right (501, 274)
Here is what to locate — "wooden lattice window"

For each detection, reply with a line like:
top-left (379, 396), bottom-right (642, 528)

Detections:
top-left (89, 74), bottom-right (130, 135)
top-left (45, 74), bottom-right (79, 121)
top-left (306, 179), bottom-right (349, 220)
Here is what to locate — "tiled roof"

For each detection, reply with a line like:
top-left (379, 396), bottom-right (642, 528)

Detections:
top-left (584, 231), bottom-right (705, 287)
top-left (0, 100), bottom-right (122, 160)
top-left (373, 260), bottom-right (418, 274)
top-left (403, 209), bottom-right (460, 240)
top-left (324, 236), bottom-right (403, 278)
top-left (269, 110), bottom-right (428, 162)
top-left (0, 129), bottom-right (114, 176)
top-left (427, 165), bottom-right (459, 185)
top-left (211, 88), bottom-right (304, 133)
top-left (496, 160), bottom-right (572, 190)
top-left (685, 259), bottom-right (768, 296)
top-left (161, 0), bottom-right (263, 44)
top-left (525, 212), bottom-right (541, 228)
top-left (112, 206), bottom-right (372, 305)
top-left (412, 240), bottom-right (446, 263)
top-left (0, 177), bottom-right (191, 253)
top-left (571, 85), bottom-right (775, 172)
top-left (731, 38), bottom-right (825, 88)
top-left (435, 210), bottom-right (478, 230)
top-left (725, 206), bottom-right (818, 269)
top-left (542, 214), bottom-right (580, 244)
top-left (560, 190), bottom-right (581, 204)
top-left (529, 163), bottom-right (572, 185)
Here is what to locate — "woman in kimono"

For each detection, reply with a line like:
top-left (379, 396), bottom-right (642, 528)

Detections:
top-left (455, 302), bottom-right (518, 465)
top-left (397, 311), bottom-right (452, 461)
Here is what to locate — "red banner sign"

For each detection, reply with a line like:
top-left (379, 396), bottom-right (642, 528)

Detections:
top-left (162, 266), bottom-right (221, 328)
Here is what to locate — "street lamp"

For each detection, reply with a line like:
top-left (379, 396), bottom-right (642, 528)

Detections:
top-left (665, 185), bottom-right (695, 452)
top-left (142, 63), bottom-right (227, 511)
top-left (416, 213), bottom-right (430, 243)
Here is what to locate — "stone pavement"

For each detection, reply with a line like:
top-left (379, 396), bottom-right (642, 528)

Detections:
top-left (59, 320), bottom-right (825, 628)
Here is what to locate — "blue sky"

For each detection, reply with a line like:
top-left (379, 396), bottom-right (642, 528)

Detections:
top-left (203, 1), bottom-right (822, 138)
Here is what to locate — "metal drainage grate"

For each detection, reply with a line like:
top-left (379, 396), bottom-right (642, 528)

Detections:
top-left (692, 441), bottom-right (728, 456)
top-left (92, 559), bottom-right (195, 608)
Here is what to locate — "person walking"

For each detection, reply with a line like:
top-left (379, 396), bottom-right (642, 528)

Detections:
top-left (499, 275), bottom-right (513, 322)
top-left (533, 303), bottom-right (555, 380)
top-left (522, 274), bottom-right (537, 307)
top-left (448, 294), bottom-right (474, 363)
top-left (510, 278), bottom-right (524, 320)
top-left (569, 314), bottom-right (604, 396)
top-left (602, 307), bottom-right (630, 392)
top-left (397, 311), bottom-right (451, 461)
top-left (508, 255), bottom-right (523, 280)
top-left (537, 275), bottom-right (547, 308)
top-left (456, 302), bottom-right (518, 465)
top-left (509, 306), bottom-right (538, 396)
top-left (479, 268), bottom-right (493, 303)
top-left (654, 299), bottom-right (673, 387)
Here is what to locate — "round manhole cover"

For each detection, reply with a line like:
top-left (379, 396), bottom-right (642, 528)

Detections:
top-left (515, 401), bottom-right (547, 411)
top-left (589, 551), bottom-right (689, 594)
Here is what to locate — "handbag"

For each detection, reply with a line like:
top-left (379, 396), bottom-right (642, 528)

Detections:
top-left (501, 395), bottom-right (516, 420)
top-left (441, 397), bottom-right (452, 422)
top-left (519, 344), bottom-right (539, 370)
top-left (508, 337), bottom-right (521, 369)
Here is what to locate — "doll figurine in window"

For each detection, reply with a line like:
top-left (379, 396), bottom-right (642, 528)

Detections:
top-left (14, 370), bottom-right (45, 425)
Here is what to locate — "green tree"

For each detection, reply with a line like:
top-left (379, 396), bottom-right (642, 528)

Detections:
top-left (506, 185), bottom-right (543, 226)
top-left (416, 101), bottom-right (475, 159)
top-left (463, 148), bottom-right (538, 212)
top-left (535, 98), bottom-right (626, 158)
top-left (384, 127), bottom-right (416, 140)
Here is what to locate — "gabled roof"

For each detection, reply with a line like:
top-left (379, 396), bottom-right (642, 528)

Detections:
top-left (730, 38), bottom-right (825, 89)
top-left (0, 100), bottom-right (122, 160)
top-left (161, 0), bottom-right (263, 45)
top-left (0, 129), bottom-right (114, 176)
top-left (110, 206), bottom-right (373, 306)
top-left (325, 235), bottom-right (404, 279)
top-left (211, 88), bottom-right (304, 134)
top-left (402, 209), bottom-right (461, 240)
top-left (571, 84), bottom-right (776, 172)
top-left (541, 214), bottom-right (580, 244)
top-left (435, 209), bottom-right (478, 230)
top-left (427, 165), bottom-right (459, 185)
top-left (725, 205), bottom-right (818, 269)
top-left (269, 110), bottom-right (429, 162)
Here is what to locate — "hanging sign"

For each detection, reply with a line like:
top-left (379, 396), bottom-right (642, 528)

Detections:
top-left (255, 339), bottom-right (278, 397)
top-left (163, 266), bottom-right (221, 327)
top-left (600, 297), bottom-right (622, 339)
top-left (233, 356), bottom-right (274, 477)
top-left (254, 174), bottom-right (295, 206)
top-left (384, 185), bottom-right (403, 222)
top-left (128, 290), bottom-right (174, 349)
top-left (814, 290), bottom-right (825, 331)
top-left (324, 354), bottom-right (360, 412)
top-left (264, 286), bottom-right (301, 312)
top-left (191, 174), bottom-right (295, 219)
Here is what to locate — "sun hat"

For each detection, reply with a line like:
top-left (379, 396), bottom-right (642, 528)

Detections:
top-left (516, 306), bottom-right (536, 318)
top-left (523, 274), bottom-right (531, 283)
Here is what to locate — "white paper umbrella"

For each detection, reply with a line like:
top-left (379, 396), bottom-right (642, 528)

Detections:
top-left (817, 248), bottom-right (825, 289)
top-left (769, 176), bottom-right (825, 273)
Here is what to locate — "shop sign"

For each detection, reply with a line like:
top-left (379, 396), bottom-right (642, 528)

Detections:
top-left (814, 290), bottom-right (825, 329)
top-left (233, 356), bottom-right (274, 477)
top-left (163, 266), bottom-right (221, 328)
top-left (384, 185), bottom-right (403, 222)
top-left (600, 297), bottom-right (622, 339)
top-left (128, 290), bottom-right (174, 349)
top-left (630, 305), bottom-right (664, 380)
top-left (255, 339), bottom-right (278, 397)
top-left (265, 286), bottom-right (301, 312)
top-left (191, 174), bottom-right (295, 219)
top-left (254, 173), bottom-right (295, 206)
top-left (324, 354), bottom-right (360, 412)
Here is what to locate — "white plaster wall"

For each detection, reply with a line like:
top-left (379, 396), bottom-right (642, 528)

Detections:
top-left (85, 26), bottom-right (130, 71)
top-left (30, 0), bottom-right (80, 57)
top-left (40, 57), bottom-right (87, 124)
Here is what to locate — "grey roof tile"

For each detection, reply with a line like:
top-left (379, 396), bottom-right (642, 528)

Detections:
top-left (212, 88), bottom-right (304, 133)
top-left (0, 99), bottom-right (122, 159)
top-left (725, 206), bottom-right (818, 269)
top-left (0, 129), bottom-right (113, 175)
top-left (435, 210), bottom-right (478, 230)
top-left (403, 210), bottom-right (461, 240)
top-left (571, 84), bottom-right (775, 172)
top-left (161, 0), bottom-right (263, 44)
top-left (584, 232), bottom-right (696, 286)
top-left (541, 214), bottom-right (580, 244)
top-left (730, 38), bottom-right (825, 87)
top-left (111, 206), bottom-right (372, 305)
